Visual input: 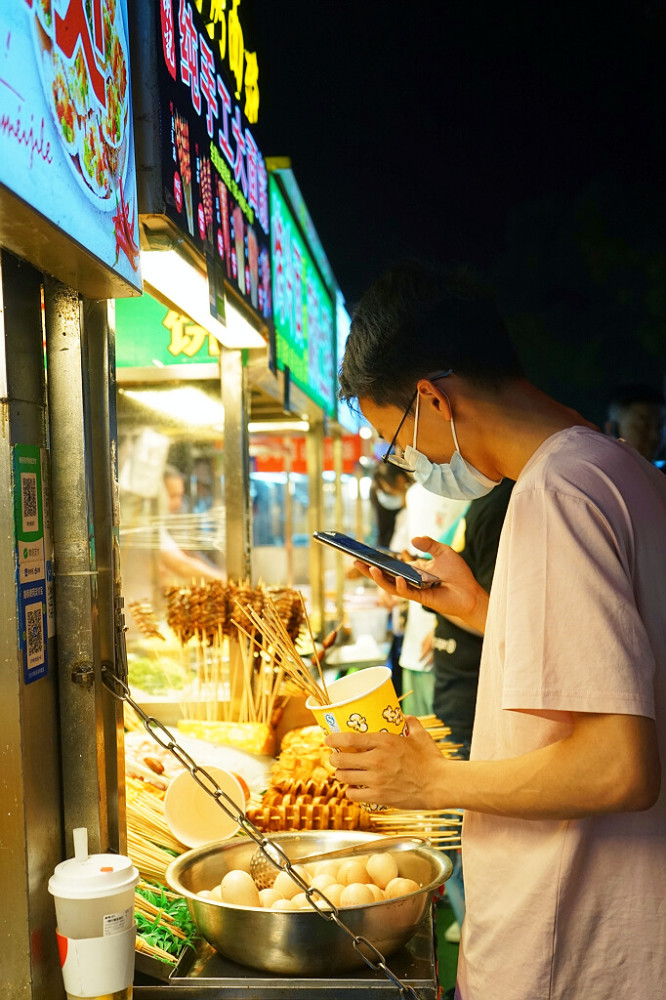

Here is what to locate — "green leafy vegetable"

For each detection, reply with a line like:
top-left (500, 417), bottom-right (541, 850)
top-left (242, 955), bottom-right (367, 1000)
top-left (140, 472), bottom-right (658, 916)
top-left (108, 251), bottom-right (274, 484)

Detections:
top-left (135, 882), bottom-right (200, 963)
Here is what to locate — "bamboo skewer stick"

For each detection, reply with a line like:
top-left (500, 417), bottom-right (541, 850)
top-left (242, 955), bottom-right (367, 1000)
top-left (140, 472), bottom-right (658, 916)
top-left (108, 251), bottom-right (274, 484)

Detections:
top-left (231, 611), bottom-right (328, 707)
top-left (299, 592), bottom-right (330, 703)
top-left (265, 664), bottom-right (285, 727)
top-left (261, 602), bottom-right (329, 705)
top-left (134, 896), bottom-right (189, 940)
top-left (135, 936), bottom-right (179, 963)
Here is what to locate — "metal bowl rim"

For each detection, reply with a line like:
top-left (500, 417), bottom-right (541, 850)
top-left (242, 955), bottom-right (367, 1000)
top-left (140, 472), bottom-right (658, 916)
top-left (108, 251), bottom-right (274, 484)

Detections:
top-left (166, 833), bottom-right (452, 912)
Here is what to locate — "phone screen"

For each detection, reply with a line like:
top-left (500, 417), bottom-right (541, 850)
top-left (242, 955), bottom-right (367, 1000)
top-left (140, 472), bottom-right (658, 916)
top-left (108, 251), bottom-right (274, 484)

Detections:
top-left (312, 531), bottom-right (441, 589)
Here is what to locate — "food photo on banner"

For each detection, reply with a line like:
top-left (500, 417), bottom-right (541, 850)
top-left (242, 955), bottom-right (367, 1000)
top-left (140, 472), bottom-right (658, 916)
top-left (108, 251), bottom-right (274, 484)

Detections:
top-left (157, 0), bottom-right (272, 322)
top-left (0, 0), bottom-right (141, 287)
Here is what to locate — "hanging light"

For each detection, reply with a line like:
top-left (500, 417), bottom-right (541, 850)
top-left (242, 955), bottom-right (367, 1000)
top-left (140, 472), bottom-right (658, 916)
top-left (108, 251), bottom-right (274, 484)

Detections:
top-left (140, 250), bottom-right (265, 349)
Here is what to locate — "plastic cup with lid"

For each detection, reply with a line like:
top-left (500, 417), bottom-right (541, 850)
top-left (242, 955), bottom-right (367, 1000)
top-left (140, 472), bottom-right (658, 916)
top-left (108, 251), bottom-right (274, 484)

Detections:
top-left (48, 828), bottom-right (139, 999)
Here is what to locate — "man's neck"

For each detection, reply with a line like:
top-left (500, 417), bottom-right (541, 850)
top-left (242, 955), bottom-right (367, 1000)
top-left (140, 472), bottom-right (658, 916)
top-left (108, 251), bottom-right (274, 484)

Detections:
top-left (466, 380), bottom-right (598, 482)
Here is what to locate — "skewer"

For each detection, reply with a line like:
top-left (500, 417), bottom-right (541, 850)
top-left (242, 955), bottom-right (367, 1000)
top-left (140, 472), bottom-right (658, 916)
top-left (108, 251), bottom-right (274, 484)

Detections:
top-left (299, 592), bottom-right (330, 703)
top-left (232, 609), bottom-right (328, 707)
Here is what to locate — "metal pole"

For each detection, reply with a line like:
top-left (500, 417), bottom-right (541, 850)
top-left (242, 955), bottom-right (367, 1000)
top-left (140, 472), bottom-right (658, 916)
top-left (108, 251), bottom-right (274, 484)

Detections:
top-left (0, 250), bottom-right (64, 997)
top-left (356, 469), bottom-right (365, 542)
top-left (44, 277), bottom-right (105, 851)
top-left (221, 347), bottom-right (252, 580)
top-left (306, 419), bottom-right (325, 634)
top-left (332, 428), bottom-right (345, 628)
top-left (82, 297), bottom-right (126, 853)
top-left (284, 445), bottom-right (294, 587)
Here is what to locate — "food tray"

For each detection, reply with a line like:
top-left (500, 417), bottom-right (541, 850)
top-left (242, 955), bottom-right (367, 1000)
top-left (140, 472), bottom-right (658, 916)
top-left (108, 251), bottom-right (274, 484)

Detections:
top-left (135, 945), bottom-right (195, 985)
top-left (133, 906), bottom-right (439, 998)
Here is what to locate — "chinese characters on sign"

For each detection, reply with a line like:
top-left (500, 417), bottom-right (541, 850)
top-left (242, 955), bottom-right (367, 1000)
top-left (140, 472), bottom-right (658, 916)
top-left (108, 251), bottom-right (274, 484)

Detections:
top-left (115, 293), bottom-right (220, 367)
top-left (270, 175), bottom-right (336, 418)
top-left (195, 0), bottom-right (260, 123)
top-left (158, 0), bottom-right (271, 321)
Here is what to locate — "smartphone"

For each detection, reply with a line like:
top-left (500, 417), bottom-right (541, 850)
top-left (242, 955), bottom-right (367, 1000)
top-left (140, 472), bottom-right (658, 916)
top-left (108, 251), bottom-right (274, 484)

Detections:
top-left (312, 530), bottom-right (441, 589)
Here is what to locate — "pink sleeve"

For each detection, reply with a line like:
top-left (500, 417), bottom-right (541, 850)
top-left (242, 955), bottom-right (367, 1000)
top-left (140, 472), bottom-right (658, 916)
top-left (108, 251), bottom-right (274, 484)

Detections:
top-left (500, 487), bottom-right (656, 717)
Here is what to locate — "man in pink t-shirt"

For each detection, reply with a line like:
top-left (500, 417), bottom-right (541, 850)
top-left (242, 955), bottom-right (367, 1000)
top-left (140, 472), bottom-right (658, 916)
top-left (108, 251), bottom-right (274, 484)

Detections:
top-left (327, 262), bottom-right (665, 1000)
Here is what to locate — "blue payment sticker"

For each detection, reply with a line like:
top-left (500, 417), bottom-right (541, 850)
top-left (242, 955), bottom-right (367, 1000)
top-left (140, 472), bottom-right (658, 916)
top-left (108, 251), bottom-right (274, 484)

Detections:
top-left (324, 712), bottom-right (340, 733)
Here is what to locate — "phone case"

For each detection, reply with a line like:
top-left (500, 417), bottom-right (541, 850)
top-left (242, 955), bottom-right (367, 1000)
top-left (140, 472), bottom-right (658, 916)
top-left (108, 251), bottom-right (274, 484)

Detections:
top-left (312, 531), bottom-right (441, 589)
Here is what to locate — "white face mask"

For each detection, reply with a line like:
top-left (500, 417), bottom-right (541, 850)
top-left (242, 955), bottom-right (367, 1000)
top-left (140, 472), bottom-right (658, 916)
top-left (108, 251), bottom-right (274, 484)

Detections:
top-left (375, 488), bottom-right (405, 510)
top-left (395, 393), bottom-right (501, 501)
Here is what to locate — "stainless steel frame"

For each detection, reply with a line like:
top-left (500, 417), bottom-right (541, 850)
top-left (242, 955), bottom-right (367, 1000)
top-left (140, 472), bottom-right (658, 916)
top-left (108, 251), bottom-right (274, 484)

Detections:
top-left (306, 419), bottom-right (325, 632)
top-left (220, 347), bottom-right (252, 580)
top-left (0, 250), bottom-right (63, 997)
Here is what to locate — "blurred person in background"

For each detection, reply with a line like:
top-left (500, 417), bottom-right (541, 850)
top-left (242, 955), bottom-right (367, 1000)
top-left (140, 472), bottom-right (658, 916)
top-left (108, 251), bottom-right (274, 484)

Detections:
top-left (391, 481), bottom-right (468, 716)
top-left (369, 462), bottom-right (411, 548)
top-left (604, 382), bottom-right (664, 465)
top-left (160, 466), bottom-right (224, 585)
top-left (368, 463), bottom-right (412, 694)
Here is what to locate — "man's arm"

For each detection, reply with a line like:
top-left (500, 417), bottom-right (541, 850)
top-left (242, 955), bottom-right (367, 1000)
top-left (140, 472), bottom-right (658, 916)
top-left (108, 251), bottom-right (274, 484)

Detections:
top-left (327, 712), bottom-right (660, 818)
top-left (159, 547), bottom-right (225, 582)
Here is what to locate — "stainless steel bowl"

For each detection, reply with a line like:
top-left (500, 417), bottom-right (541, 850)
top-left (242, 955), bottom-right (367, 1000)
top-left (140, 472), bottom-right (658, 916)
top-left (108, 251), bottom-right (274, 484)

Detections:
top-left (166, 830), bottom-right (452, 976)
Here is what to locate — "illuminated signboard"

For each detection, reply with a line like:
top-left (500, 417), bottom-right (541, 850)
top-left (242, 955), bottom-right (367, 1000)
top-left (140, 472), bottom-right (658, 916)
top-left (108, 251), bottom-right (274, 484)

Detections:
top-left (190, 0), bottom-right (261, 125)
top-left (157, 0), bottom-right (271, 321)
top-left (0, 0), bottom-right (141, 292)
top-left (115, 293), bottom-right (220, 368)
top-left (335, 292), bottom-right (365, 434)
top-left (252, 435), bottom-right (363, 475)
top-left (270, 174), bottom-right (336, 418)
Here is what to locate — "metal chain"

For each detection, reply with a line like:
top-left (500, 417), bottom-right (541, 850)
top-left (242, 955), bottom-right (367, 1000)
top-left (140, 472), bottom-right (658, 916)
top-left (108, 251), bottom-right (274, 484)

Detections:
top-left (103, 665), bottom-right (426, 999)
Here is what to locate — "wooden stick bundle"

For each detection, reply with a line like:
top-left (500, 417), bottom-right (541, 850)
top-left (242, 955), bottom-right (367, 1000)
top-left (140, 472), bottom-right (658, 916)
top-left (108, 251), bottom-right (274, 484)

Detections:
top-left (127, 827), bottom-right (180, 884)
top-left (231, 595), bottom-right (329, 708)
top-left (126, 779), bottom-right (185, 853)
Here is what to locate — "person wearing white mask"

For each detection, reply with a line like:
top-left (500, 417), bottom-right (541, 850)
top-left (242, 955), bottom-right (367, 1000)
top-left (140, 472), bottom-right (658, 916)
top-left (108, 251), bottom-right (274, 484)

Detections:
top-left (392, 480), bottom-right (468, 716)
top-left (327, 261), bottom-right (665, 1000)
top-left (369, 463), bottom-right (411, 549)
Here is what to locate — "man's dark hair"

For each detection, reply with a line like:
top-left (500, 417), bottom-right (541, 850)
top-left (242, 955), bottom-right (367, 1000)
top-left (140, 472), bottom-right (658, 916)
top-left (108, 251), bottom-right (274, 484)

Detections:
top-left (339, 261), bottom-right (523, 410)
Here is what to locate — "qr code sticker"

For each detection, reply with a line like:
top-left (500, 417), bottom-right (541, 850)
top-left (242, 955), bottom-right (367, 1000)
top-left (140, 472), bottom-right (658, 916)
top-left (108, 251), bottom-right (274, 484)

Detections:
top-left (21, 473), bottom-right (38, 533)
top-left (25, 602), bottom-right (44, 670)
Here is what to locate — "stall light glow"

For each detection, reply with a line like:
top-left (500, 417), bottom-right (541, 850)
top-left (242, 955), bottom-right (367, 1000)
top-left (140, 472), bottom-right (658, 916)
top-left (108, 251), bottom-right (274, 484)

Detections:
top-left (359, 426), bottom-right (373, 440)
top-left (248, 420), bottom-right (310, 433)
top-left (120, 386), bottom-right (225, 428)
top-left (141, 250), bottom-right (265, 349)
top-left (359, 476), bottom-right (372, 500)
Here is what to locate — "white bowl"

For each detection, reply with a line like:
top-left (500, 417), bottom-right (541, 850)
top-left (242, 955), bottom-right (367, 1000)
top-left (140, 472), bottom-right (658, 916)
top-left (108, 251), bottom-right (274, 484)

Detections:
top-left (163, 767), bottom-right (246, 848)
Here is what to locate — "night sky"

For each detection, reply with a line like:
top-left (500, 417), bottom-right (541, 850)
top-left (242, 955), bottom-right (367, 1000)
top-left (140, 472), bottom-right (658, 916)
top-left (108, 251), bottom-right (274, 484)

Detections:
top-left (249, 1), bottom-right (666, 418)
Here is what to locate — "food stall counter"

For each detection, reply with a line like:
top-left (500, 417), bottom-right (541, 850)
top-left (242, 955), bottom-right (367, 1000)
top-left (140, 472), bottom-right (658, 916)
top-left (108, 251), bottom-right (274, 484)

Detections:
top-left (134, 906), bottom-right (439, 998)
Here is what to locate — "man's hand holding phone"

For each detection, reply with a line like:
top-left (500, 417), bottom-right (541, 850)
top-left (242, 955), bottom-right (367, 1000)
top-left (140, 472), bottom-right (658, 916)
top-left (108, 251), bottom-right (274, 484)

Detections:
top-left (354, 534), bottom-right (490, 635)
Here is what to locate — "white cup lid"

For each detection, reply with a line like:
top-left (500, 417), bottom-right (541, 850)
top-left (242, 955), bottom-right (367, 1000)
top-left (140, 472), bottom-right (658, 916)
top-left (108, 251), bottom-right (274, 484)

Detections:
top-left (49, 853), bottom-right (139, 899)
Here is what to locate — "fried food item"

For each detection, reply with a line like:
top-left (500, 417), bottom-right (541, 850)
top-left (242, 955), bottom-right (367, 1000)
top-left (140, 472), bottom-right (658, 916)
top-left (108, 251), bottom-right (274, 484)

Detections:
top-left (177, 720), bottom-right (276, 757)
top-left (244, 724), bottom-right (363, 833)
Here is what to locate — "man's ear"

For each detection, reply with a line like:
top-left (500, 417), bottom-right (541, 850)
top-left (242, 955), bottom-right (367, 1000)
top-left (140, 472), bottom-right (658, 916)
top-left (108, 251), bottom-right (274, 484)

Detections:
top-left (417, 378), bottom-right (452, 420)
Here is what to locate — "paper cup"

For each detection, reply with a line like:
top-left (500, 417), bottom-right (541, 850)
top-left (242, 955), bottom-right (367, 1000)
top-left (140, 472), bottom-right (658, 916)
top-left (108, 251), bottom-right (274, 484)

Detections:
top-left (306, 665), bottom-right (405, 737)
top-left (164, 767), bottom-right (247, 848)
top-left (48, 830), bottom-right (139, 999)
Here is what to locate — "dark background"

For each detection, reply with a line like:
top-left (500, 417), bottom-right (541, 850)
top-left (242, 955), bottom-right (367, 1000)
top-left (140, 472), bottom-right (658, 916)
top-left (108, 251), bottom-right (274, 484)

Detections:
top-left (249, 0), bottom-right (666, 424)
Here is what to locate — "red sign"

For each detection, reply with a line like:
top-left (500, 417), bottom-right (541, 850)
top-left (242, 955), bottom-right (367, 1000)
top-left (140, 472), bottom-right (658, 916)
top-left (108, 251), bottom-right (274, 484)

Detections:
top-left (160, 0), bottom-right (177, 79)
top-left (251, 436), bottom-right (363, 475)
